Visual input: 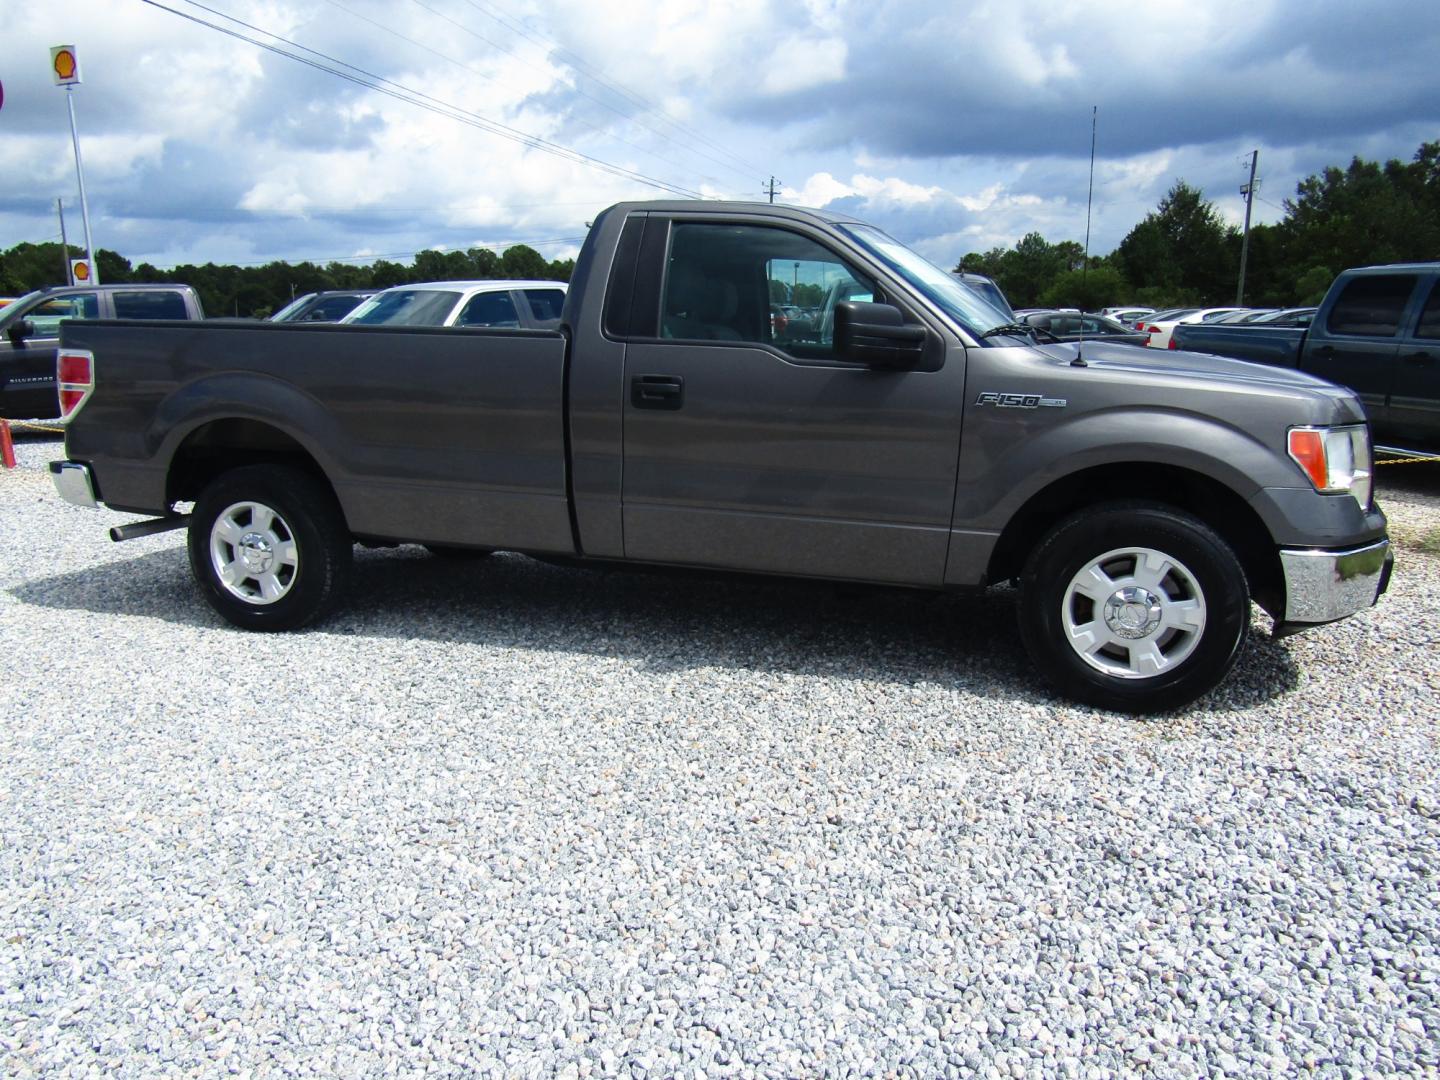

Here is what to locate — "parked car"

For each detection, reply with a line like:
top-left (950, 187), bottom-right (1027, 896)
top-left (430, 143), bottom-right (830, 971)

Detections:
top-left (270, 290), bottom-right (376, 323)
top-left (51, 199), bottom-right (1391, 713)
top-left (1246, 307), bottom-right (1317, 327)
top-left (1100, 306), bottom-right (1155, 327)
top-left (951, 272), bottom-right (1015, 321)
top-left (1170, 265), bottom-right (1440, 453)
top-left (1211, 309), bottom-right (1277, 324)
top-left (1, 283), bottom-right (205, 419)
top-left (1021, 311), bottom-right (1148, 346)
top-left (1143, 307), bottom-right (1248, 349)
top-left (342, 281), bottom-right (567, 329)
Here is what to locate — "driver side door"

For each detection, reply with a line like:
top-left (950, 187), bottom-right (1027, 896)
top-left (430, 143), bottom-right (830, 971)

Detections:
top-left (620, 218), bottom-right (964, 586)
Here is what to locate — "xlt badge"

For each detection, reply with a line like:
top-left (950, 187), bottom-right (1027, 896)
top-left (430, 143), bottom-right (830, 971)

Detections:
top-left (974, 392), bottom-right (1067, 408)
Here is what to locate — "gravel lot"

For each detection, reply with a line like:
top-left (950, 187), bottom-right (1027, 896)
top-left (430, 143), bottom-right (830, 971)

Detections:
top-left (2, 427), bottom-right (1437, 1078)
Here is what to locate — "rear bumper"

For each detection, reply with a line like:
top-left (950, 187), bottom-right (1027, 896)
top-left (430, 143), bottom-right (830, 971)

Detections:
top-left (1278, 538), bottom-right (1392, 626)
top-left (50, 460), bottom-right (99, 509)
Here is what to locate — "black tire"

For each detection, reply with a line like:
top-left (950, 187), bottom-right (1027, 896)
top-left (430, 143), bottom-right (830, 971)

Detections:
top-left (423, 544), bottom-right (495, 560)
top-left (1018, 502), bottom-right (1249, 713)
top-left (187, 465), bottom-right (353, 631)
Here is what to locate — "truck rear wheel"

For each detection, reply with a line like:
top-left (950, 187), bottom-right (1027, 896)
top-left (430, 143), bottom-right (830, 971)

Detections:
top-left (1018, 502), bottom-right (1249, 713)
top-left (188, 465), bottom-right (352, 631)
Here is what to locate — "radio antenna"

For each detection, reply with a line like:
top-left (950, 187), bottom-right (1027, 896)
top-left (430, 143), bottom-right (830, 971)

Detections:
top-left (1074, 105), bottom-right (1097, 367)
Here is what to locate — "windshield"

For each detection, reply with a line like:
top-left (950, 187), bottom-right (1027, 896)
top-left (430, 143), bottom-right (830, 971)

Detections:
top-left (345, 290), bottom-right (461, 326)
top-left (841, 224), bottom-right (1014, 336)
top-left (270, 293), bottom-right (315, 322)
top-left (0, 290), bottom-right (45, 330)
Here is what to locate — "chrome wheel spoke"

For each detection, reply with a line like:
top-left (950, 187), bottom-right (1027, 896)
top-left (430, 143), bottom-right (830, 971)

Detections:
top-left (1072, 564), bottom-right (1114, 603)
top-left (215, 518), bottom-right (246, 546)
top-left (250, 505), bottom-right (274, 534)
top-left (1161, 598), bottom-right (1205, 633)
top-left (1132, 550), bottom-right (1174, 593)
top-left (1128, 639), bottom-right (1168, 677)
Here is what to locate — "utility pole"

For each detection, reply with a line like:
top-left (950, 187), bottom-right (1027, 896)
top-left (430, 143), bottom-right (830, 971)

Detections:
top-left (764, 176), bottom-right (782, 204)
top-left (57, 198), bottom-right (72, 285)
top-left (1236, 149), bottom-right (1258, 305)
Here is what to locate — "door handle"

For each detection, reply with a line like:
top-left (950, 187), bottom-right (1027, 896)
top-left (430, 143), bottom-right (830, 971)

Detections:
top-left (1401, 351), bottom-right (1433, 365)
top-left (631, 374), bottom-right (684, 410)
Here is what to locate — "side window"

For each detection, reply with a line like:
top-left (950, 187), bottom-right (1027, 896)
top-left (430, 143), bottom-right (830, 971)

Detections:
top-left (1415, 282), bottom-right (1440, 340)
top-left (661, 222), bottom-right (874, 361)
top-left (523, 289), bottom-right (566, 321)
top-left (455, 291), bottom-right (519, 328)
top-left (113, 291), bottom-right (188, 319)
top-left (1326, 275), bottom-right (1417, 337)
top-left (27, 293), bottom-right (100, 336)
top-left (306, 295), bottom-right (367, 321)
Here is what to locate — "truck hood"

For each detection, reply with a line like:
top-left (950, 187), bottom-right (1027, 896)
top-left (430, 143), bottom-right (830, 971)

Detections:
top-left (1036, 340), bottom-right (1352, 398)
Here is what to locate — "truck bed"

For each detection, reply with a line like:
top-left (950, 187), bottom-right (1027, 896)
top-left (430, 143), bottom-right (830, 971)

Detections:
top-left (60, 319), bottom-right (576, 553)
top-left (1169, 322), bottom-right (1306, 366)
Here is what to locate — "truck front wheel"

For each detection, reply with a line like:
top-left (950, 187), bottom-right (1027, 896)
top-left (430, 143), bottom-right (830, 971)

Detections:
top-left (1018, 503), bottom-right (1249, 713)
top-left (188, 465), bottom-right (353, 631)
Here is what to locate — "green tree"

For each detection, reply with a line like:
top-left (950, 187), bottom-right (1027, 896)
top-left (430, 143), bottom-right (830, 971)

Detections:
top-left (499, 244), bottom-right (550, 279)
top-left (1114, 180), bottom-right (1237, 305)
top-left (1038, 265), bottom-right (1130, 311)
top-left (1279, 142), bottom-right (1440, 298)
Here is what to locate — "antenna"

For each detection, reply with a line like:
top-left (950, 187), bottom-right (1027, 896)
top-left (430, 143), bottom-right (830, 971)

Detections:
top-left (1074, 106), bottom-right (1097, 367)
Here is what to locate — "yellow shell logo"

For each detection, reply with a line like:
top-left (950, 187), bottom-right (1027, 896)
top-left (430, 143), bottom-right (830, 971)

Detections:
top-left (73, 261), bottom-right (91, 282)
top-left (53, 49), bottom-right (77, 81)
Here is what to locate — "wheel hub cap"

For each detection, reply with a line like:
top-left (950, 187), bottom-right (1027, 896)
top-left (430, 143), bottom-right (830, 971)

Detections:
top-left (238, 532), bottom-right (274, 574)
top-left (1103, 586), bottom-right (1163, 639)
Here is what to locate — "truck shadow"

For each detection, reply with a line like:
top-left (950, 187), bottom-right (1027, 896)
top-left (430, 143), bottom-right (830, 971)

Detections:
top-left (10, 546), bottom-right (1300, 712)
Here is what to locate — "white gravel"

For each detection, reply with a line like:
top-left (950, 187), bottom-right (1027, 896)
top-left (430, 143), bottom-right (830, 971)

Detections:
top-left (2, 429), bottom-right (1437, 1078)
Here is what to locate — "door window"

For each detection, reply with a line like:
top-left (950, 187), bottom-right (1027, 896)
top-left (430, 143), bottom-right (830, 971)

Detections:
top-left (454, 291), bottom-right (520, 328)
top-left (1327, 275), bottom-right (1417, 337)
top-left (661, 223), bottom-right (874, 361)
top-left (113, 291), bottom-right (188, 319)
top-left (27, 293), bottom-right (99, 336)
top-left (1416, 281), bottom-right (1440, 340)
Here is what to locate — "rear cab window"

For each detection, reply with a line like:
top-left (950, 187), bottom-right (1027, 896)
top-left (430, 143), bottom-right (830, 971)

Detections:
top-left (113, 291), bottom-right (189, 319)
top-left (1326, 275), bottom-right (1418, 337)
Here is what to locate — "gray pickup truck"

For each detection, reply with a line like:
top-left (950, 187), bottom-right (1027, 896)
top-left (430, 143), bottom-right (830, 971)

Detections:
top-left (1172, 264), bottom-right (1440, 454)
top-left (50, 201), bottom-right (1391, 712)
top-left (2, 284), bottom-right (205, 420)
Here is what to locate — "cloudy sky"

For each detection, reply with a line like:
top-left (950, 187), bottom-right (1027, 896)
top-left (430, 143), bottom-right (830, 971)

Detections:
top-left (2, 0), bottom-right (1437, 273)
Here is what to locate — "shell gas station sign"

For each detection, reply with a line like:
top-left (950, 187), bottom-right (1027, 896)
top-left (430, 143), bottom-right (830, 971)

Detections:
top-left (51, 45), bottom-right (82, 86)
top-left (70, 259), bottom-right (92, 284)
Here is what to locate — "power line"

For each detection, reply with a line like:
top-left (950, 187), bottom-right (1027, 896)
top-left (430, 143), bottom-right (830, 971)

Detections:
top-left (140, 0), bottom-right (708, 199)
top-left (452, 0), bottom-right (768, 180)
top-left (313, 0), bottom-right (732, 190)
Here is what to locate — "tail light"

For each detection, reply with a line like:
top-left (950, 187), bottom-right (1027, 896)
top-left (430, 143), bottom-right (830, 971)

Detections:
top-left (57, 349), bottom-right (95, 420)
top-left (1167, 334), bottom-right (1179, 349)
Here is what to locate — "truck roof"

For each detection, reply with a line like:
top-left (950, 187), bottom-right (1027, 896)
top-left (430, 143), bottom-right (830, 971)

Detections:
top-left (603, 200), bottom-right (867, 227)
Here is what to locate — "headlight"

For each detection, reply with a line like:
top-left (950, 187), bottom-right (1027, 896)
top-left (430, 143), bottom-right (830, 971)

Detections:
top-left (1287, 425), bottom-right (1372, 508)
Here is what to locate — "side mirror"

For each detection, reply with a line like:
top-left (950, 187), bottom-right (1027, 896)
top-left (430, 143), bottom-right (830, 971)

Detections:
top-left (7, 318), bottom-right (35, 343)
top-left (833, 301), bottom-right (926, 369)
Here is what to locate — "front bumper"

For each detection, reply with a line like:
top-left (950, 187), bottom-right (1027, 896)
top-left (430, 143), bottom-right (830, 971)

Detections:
top-left (50, 460), bottom-right (99, 509)
top-left (1279, 538), bottom-right (1392, 625)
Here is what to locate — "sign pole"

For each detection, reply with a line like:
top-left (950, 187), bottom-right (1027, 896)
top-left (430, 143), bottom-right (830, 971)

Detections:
top-left (65, 85), bottom-right (98, 286)
top-left (58, 198), bottom-right (73, 285)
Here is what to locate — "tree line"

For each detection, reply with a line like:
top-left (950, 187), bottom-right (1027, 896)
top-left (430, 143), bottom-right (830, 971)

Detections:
top-left (958, 140), bottom-right (1439, 311)
top-left (0, 240), bottom-right (575, 319)
top-left (2, 141), bottom-right (1435, 317)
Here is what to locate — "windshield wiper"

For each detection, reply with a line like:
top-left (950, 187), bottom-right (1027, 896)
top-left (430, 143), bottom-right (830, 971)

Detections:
top-left (979, 323), bottom-right (1035, 340)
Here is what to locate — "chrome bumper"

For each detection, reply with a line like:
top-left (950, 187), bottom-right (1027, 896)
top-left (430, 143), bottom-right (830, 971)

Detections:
top-left (50, 460), bottom-right (99, 509)
top-left (1280, 538), bottom-right (1392, 624)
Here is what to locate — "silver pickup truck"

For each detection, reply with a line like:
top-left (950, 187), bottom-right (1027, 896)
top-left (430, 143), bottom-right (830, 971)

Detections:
top-left (50, 201), bottom-right (1391, 712)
